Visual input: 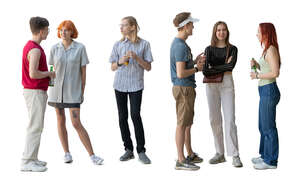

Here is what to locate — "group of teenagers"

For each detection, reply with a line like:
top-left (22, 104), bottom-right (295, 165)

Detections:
top-left (21, 12), bottom-right (281, 172)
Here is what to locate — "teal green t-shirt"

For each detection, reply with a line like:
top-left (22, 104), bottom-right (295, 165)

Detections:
top-left (170, 38), bottom-right (196, 88)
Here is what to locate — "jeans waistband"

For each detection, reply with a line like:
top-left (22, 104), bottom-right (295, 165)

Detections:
top-left (258, 82), bottom-right (280, 97)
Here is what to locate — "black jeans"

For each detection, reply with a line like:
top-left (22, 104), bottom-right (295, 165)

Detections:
top-left (115, 89), bottom-right (146, 153)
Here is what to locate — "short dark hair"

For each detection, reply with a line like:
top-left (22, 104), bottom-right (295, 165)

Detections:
top-left (29, 17), bottom-right (49, 34)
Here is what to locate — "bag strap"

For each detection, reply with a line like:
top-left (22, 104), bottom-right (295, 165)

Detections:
top-left (225, 45), bottom-right (231, 63)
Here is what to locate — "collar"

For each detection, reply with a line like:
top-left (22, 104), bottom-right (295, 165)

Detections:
top-left (122, 37), bottom-right (130, 43)
top-left (58, 40), bottom-right (76, 50)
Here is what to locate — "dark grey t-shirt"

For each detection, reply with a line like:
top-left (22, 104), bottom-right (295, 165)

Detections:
top-left (170, 37), bottom-right (196, 88)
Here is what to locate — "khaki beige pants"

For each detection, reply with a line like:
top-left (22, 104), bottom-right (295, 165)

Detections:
top-left (206, 74), bottom-right (239, 156)
top-left (22, 89), bottom-right (48, 164)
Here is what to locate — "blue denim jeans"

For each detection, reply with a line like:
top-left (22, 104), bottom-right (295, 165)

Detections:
top-left (258, 82), bottom-right (280, 166)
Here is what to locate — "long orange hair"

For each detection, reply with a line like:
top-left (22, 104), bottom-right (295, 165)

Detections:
top-left (259, 23), bottom-right (281, 67)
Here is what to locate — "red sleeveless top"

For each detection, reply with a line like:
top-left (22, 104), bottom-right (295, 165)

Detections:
top-left (22, 40), bottom-right (49, 91)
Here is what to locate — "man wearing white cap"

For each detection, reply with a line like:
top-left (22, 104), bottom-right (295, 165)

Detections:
top-left (170, 12), bottom-right (205, 171)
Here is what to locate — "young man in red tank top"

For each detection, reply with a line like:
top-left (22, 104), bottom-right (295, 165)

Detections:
top-left (21, 17), bottom-right (55, 172)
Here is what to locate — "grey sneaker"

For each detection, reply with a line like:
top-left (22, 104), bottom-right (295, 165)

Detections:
top-left (175, 159), bottom-right (200, 171)
top-left (232, 156), bottom-right (243, 167)
top-left (120, 150), bottom-right (134, 161)
top-left (187, 153), bottom-right (203, 164)
top-left (138, 152), bottom-right (151, 164)
top-left (209, 153), bottom-right (226, 164)
top-left (252, 157), bottom-right (263, 164)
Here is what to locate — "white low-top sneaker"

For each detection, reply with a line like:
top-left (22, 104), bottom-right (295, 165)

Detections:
top-left (254, 162), bottom-right (277, 170)
top-left (21, 161), bottom-right (47, 172)
top-left (64, 153), bottom-right (73, 163)
top-left (35, 160), bottom-right (47, 166)
top-left (251, 157), bottom-right (263, 164)
top-left (91, 155), bottom-right (104, 165)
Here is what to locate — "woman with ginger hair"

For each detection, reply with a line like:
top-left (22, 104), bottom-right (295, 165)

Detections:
top-left (250, 23), bottom-right (281, 170)
top-left (48, 20), bottom-right (103, 165)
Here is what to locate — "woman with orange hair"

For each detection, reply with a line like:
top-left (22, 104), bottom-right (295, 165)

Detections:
top-left (250, 23), bottom-right (281, 170)
top-left (48, 20), bottom-right (103, 165)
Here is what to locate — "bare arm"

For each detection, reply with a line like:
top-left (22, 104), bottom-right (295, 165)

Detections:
top-left (135, 56), bottom-right (151, 71)
top-left (176, 62), bottom-right (196, 79)
top-left (28, 48), bottom-right (54, 79)
top-left (111, 55), bottom-right (130, 71)
top-left (81, 66), bottom-right (86, 96)
top-left (111, 62), bottom-right (118, 71)
top-left (128, 51), bottom-right (151, 71)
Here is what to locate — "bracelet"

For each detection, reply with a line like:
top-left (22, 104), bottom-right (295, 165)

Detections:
top-left (194, 67), bottom-right (199, 73)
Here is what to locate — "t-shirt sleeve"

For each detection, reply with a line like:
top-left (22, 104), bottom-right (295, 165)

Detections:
top-left (80, 45), bottom-right (89, 66)
top-left (174, 43), bottom-right (188, 62)
top-left (48, 46), bottom-right (55, 65)
top-left (143, 41), bottom-right (153, 63)
top-left (109, 42), bottom-right (119, 63)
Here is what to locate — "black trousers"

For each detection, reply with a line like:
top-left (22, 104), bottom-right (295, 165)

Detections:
top-left (115, 89), bottom-right (146, 153)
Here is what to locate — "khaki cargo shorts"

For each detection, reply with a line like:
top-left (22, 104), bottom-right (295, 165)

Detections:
top-left (172, 86), bottom-right (196, 126)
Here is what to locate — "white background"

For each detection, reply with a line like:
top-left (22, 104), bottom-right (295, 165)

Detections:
top-left (0, 0), bottom-right (299, 182)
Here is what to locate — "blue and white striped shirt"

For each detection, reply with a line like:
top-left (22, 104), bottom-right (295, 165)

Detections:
top-left (109, 38), bottom-right (153, 92)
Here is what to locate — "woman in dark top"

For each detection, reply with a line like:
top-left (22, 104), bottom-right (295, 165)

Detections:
top-left (203, 21), bottom-right (243, 167)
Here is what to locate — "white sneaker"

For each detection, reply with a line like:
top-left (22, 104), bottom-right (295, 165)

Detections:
top-left (254, 162), bottom-right (277, 170)
top-left (251, 157), bottom-right (263, 164)
top-left (90, 155), bottom-right (104, 165)
top-left (21, 161), bottom-right (47, 172)
top-left (64, 153), bottom-right (73, 163)
top-left (35, 160), bottom-right (47, 166)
